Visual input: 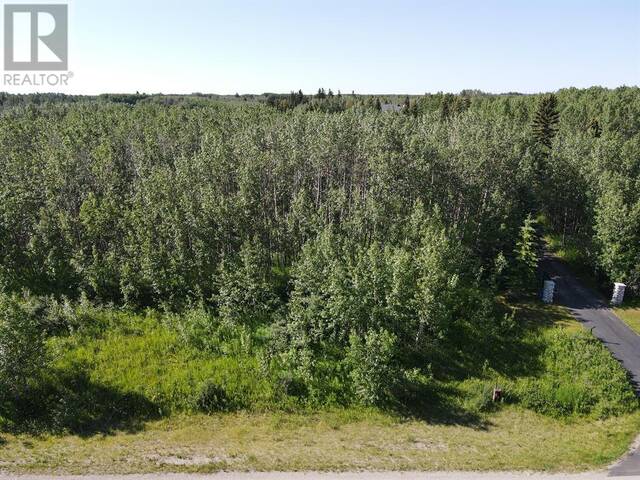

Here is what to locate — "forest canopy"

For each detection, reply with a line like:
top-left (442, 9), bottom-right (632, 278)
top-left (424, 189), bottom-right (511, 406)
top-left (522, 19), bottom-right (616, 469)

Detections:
top-left (0, 87), bottom-right (638, 303)
top-left (0, 86), bottom-right (639, 423)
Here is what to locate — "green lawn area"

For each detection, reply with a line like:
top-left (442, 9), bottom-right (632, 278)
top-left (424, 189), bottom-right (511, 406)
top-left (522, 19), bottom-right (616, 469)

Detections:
top-left (0, 408), bottom-right (638, 474)
top-left (0, 301), bottom-right (638, 474)
top-left (615, 300), bottom-right (640, 336)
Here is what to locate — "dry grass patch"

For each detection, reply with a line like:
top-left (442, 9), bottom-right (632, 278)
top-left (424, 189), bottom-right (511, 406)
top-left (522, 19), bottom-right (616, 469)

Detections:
top-left (1, 407), bottom-right (639, 474)
top-left (614, 300), bottom-right (640, 336)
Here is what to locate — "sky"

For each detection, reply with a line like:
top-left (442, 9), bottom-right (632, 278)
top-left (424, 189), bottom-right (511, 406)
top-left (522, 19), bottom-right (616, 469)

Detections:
top-left (2, 0), bottom-right (640, 95)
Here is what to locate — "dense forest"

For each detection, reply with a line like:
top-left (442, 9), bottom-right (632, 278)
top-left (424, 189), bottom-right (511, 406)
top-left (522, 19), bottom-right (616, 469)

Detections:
top-left (0, 87), bottom-right (639, 431)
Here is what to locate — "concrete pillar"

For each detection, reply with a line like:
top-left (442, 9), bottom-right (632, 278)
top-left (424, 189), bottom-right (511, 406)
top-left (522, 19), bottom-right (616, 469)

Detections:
top-left (542, 280), bottom-right (555, 304)
top-left (611, 283), bottom-right (626, 306)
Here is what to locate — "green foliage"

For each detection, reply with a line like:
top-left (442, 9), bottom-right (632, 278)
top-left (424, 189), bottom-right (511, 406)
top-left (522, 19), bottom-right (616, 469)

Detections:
top-left (511, 214), bottom-right (540, 292)
top-left (588, 117), bottom-right (602, 138)
top-left (346, 329), bottom-right (399, 406)
top-left (285, 220), bottom-right (482, 362)
top-left (170, 304), bottom-right (255, 357)
top-left (51, 312), bottom-right (272, 415)
top-left (215, 239), bottom-right (278, 325)
top-left (532, 93), bottom-right (560, 149)
top-left (0, 88), bottom-right (639, 431)
top-left (2, 89), bottom-right (637, 304)
top-left (517, 329), bottom-right (637, 418)
top-left (0, 293), bottom-right (634, 434)
top-left (458, 379), bottom-right (499, 413)
top-left (594, 178), bottom-right (640, 289)
top-left (0, 293), bottom-right (47, 397)
top-left (195, 380), bottom-right (231, 412)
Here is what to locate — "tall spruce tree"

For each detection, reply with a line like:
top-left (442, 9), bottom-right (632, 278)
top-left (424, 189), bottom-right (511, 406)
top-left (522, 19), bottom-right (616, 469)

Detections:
top-left (587, 117), bottom-right (602, 138)
top-left (532, 94), bottom-right (560, 149)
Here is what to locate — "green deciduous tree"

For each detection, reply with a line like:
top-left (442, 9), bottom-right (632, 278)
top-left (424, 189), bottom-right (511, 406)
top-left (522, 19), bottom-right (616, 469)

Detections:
top-left (511, 214), bottom-right (540, 292)
top-left (0, 293), bottom-right (47, 398)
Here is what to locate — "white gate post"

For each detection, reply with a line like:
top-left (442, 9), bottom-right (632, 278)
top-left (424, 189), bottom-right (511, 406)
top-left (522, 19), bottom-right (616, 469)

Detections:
top-left (611, 283), bottom-right (626, 306)
top-left (542, 280), bottom-right (555, 304)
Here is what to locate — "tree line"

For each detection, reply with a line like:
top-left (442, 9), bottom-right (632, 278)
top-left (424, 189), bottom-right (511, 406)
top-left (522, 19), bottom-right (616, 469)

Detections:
top-left (0, 86), bottom-right (639, 415)
top-left (0, 87), bottom-right (638, 305)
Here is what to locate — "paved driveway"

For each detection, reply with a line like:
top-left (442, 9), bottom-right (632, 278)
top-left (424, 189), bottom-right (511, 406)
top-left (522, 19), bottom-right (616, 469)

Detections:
top-left (541, 255), bottom-right (640, 477)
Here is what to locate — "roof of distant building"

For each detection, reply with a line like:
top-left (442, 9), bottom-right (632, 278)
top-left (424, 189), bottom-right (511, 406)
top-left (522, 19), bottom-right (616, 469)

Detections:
top-left (380, 103), bottom-right (402, 112)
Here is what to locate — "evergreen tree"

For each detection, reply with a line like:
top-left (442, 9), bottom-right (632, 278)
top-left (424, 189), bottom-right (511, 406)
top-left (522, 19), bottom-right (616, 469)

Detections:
top-left (588, 117), bottom-right (602, 138)
top-left (532, 94), bottom-right (560, 149)
top-left (458, 95), bottom-right (471, 112)
top-left (440, 93), bottom-right (454, 120)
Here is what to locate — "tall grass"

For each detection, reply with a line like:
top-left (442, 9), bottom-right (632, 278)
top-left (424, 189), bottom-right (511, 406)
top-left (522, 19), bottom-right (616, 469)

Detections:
top-left (2, 298), bottom-right (636, 436)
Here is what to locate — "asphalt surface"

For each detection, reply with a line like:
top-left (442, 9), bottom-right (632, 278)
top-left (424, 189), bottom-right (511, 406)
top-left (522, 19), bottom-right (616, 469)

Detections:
top-left (541, 254), bottom-right (640, 477)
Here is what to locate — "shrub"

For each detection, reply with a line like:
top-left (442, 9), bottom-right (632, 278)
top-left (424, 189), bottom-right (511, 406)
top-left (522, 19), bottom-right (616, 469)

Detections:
top-left (215, 239), bottom-right (278, 325)
top-left (282, 345), bottom-right (351, 407)
top-left (276, 372), bottom-right (308, 399)
top-left (517, 329), bottom-right (638, 418)
top-left (195, 380), bottom-right (231, 413)
top-left (171, 304), bottom-right (220, 352)
top-left (0, 293), bottom-right (47, 398)
top-left (171, 304), bottom-right (254, 356)
top-left (346, 329), bottom-right (399, 406)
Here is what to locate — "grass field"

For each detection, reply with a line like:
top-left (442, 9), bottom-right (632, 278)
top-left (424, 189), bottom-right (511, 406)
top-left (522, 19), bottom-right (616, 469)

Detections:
top-left (615, 300), bottom-right (640, 336)
top-left (1, 408), bottom-right (639, 474)
top-left (1, 301), bottom-right (638, 474)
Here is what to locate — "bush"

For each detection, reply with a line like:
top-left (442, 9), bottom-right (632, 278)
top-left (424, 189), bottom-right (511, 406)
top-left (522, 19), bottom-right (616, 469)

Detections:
top-left (276, 372), bottom-right (308, 399)
top-left (171, 304), bottom-right (254, 356)
top-left (215, 239), bottom-right (279, 325)
top-left (346, 329), bottom-right (399, 406)
top-left (171, 304), bottom-right (220, 352)
top-left (195, 380), bottom-right (231, 413)
top-left (0, 293), bottom-right (47, 398)
top-left (516, 329), bottom-right (638, 418)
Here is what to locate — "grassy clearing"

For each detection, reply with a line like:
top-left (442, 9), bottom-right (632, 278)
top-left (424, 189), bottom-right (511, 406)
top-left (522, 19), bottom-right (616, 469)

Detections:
top-left (1, 408), bottom-right (639, 474)
top-left (614, 299), bottom-right (640, 335)
top-left (1, 301), bottom-right (638, 473)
